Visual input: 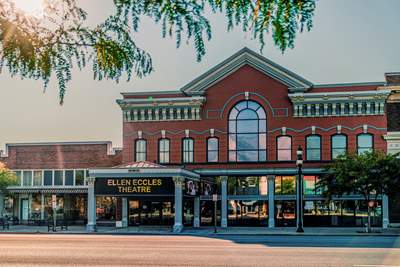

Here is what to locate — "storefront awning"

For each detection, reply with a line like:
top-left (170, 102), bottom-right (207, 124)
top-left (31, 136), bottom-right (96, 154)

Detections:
top-left (6, 186), bottom-right (88, 194)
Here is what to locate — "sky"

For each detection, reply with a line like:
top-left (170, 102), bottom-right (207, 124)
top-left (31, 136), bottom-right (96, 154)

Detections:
top-left (0, 0), bottom-right (399, 150)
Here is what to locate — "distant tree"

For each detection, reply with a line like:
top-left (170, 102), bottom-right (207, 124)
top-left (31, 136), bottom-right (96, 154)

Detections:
top-left (0, 162), bottom-right (17, 193)
top-left (318, 151), bottom-right (400, 232)
top-left (0, 0), bottom-right (316, 103)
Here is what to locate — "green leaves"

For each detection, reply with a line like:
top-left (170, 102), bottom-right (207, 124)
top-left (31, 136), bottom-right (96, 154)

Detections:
top-left (0, 163), bottom-right (17, 193)
top-left (319, 151), bottom-right (400, 201)
top-left (1, 0), bottom-right (315, 103)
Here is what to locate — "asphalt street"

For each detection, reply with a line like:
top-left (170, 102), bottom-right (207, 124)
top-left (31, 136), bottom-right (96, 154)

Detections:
top-left (0, 234), bottom-right (399, 267)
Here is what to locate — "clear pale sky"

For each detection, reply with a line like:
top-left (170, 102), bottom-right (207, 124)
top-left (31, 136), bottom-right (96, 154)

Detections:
top-left (0, 0), bottom-right (399, 150)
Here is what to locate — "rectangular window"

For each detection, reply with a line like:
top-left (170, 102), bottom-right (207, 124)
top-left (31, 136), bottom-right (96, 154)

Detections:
top-left (331, 135), bottom-right (347, 159)
top-left (135, 139), bottom-right (147, 161)
top-left (54, 170), bottom-right (63, 186)
top-left (228, 176), bottom-right (261, 195)
top-left (158, 139), bottom-right (170, 164)
top-left (306, 135), bottom-right (321, 161)
top-left (275, 176), bottom-right (296, 195)
top-left (65, 170), bottom-right (74, 186)
top-left (357, 134), bottom-right (373, 155)
top-left (277, 136), bottom-right (292, 161)
top-left (182, 138), bottom-right (194, 163)
top-left (14, 171), bottom-right (22, 186)
top-left (43, 171), bottom-right (53, 186)
top-left (33, 171), bottom-right (42, 186)
top-left (207, 138), bottom-right (219, 162)
top-left (23, 171), bottom-right (32, 186)
top-left (75, 170), bottom-right (85, 186)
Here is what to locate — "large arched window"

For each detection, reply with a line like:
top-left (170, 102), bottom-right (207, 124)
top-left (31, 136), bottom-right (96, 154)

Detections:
top-left (228, 100), bottom-right (267, 162)
top-left (135, 139), bottom-right (147, 161)
top-left (158, 138), bottom-right (170, 164)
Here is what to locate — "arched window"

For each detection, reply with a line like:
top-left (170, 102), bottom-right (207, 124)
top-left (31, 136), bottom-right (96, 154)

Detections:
top-left (277, 136), bottom-right (292, 161)
top-left (207, 137), bottom-right (219, 162)
top-left (228, 100), bottom-right (267, 162)
top-left (158, 138), bottom-right (170, 164)
top-left (331, 134), bottom-right (347, 159)
top-left (135, 139), bottom-right (147, 161)
top-left (306, 135), bottom-right (321, 161)
top-left (357, 133), bottom-right (373, 155)
top-left (182, 138), bottom-right (194, 163)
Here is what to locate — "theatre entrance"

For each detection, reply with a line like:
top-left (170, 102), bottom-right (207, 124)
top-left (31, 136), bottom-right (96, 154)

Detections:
top-left (128, 199), bottom-right (174, 226)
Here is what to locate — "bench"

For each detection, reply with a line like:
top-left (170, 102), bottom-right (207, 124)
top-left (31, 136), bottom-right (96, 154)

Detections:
top-left (47, 219), bottom-right (68, 232)
top-left (0, 218), bottom-right (10, 230)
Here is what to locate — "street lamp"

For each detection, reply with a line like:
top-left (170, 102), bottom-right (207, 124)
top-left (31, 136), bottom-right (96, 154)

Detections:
top-left (296, 145), bottom-right (304, 233)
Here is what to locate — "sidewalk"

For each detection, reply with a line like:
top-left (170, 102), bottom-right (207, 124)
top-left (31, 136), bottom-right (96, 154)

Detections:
top-left (1, 225), bottom-right (400, 236)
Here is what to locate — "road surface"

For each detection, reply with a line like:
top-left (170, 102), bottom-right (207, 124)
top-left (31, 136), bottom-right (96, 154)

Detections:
top-left (0, 234), bottom-right (399, 267)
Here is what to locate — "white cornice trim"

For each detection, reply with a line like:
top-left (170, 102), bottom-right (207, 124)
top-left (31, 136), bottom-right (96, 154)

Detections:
top-left (180, 47), bottom-right (313, 95)
top-left (121, 90), bottom-right (182, 96)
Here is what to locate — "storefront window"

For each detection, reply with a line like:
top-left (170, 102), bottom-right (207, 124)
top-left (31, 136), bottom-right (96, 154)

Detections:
top-left (23, 171), bottom-right (32, 186)
top-left (3, 196), bottom-right (14, 217)
top-left (228, 176), bottom-right (266, 195)
top-left (30, 194), bottom-right (41, 220)
top-left (228, 200), bottom-right (268, 226)
top-left (75, 170), bottom-right (85, 186)
top-left (275, 176), bottom-right (296, 195)
top-left (96, 197), bottom-right (117, 221)
top-left (275, 200), bottom-right (296, 226)
top-left (200, 200), bottom-right (220, 226)
top-left (303, 175), bottom-right (320, 195)
top-left (33, 171), bottom-right (42, 186)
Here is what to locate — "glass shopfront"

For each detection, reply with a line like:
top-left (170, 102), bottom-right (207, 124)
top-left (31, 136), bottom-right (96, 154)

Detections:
top-left (128, 199), bottom-right (174, 226)
top-left (228, 200), bottom-right (268, 226)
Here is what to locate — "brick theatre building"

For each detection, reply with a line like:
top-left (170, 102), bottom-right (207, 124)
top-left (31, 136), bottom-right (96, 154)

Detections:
top-left (0, 48), bottom-right (396, 232)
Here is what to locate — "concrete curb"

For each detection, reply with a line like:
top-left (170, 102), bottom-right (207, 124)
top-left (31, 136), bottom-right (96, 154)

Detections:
top-left (1, 231), bottom-right (399, 237)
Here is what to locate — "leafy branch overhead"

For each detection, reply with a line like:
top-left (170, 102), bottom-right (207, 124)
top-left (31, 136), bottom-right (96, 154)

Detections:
top-left (0, 0), bottom-right (316, 103)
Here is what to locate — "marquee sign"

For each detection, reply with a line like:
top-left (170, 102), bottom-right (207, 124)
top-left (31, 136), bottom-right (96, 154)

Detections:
top-left (95, 178), bottom-right (174, 195)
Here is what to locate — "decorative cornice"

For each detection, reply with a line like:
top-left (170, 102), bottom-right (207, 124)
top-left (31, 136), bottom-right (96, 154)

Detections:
top-left (117, 96), bottom-right (206, 122)
top-left (289, 90), bottom-right (390, 117)
top-left (180, 47), bottom-right (313, 95)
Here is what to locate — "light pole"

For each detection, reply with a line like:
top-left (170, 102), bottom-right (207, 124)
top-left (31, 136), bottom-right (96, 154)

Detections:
top-left (296, 146), bottom-right (304, 233)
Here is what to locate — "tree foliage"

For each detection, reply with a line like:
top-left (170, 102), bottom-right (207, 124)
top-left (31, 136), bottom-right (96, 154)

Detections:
top-left (0, 162), bottom-right (17, 193)
top-left (319, 151), bottom-right (400, 201)
top-left (0, 0), bottom-right (315, 104)
top-left (318, 151), bottom-right (400, 230)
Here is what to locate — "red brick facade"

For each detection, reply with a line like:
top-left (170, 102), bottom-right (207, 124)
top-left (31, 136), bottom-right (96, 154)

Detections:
top-left (1, 142), bottom-right (122, 169)
top-left (122, 65), bottom-right (387, 171)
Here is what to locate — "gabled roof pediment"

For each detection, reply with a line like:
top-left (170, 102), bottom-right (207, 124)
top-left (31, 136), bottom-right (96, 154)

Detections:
top-left (180, 47), bottom-right (313, 95)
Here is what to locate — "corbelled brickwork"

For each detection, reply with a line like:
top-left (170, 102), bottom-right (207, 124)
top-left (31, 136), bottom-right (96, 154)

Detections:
top-left (0, 142), bottom-right (122, 169)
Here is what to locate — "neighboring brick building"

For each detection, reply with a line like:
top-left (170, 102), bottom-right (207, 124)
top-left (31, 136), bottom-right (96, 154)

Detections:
top-left (0, 48), bottom-right (394, 231)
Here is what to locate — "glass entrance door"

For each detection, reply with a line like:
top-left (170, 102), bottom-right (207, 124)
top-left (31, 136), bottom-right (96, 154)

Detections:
top-left (128, 200), bottom-right (173, 226)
